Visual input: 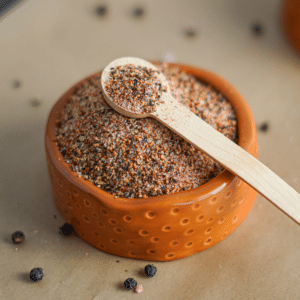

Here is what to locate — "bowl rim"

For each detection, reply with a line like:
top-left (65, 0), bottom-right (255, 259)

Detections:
top-left (45, 62), bottom-right (257, 209)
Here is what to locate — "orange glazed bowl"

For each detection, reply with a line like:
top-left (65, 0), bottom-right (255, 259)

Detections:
top-left (45, 63), bottom-right (258, 261)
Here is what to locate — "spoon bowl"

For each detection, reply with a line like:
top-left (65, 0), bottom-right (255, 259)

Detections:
top-left (101, 57), bottom-right (171, 118)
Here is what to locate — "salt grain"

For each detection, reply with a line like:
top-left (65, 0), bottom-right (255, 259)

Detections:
top-left (134, 284), bottom-right (143, 294)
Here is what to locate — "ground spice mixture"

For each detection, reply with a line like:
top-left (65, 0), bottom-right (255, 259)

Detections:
top-left (104, 64), bottom-right (166, 114)
top-left (56, 62), bottom-right (238, 199)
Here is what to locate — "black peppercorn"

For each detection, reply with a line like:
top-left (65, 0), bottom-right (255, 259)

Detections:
top-left (11, 231), bottom-right (25, 244)
top-left (29, 268), bottom-right (44, 282)
top-left (29, 98), bottom-right (41, 107)
top-left (133, 7), bottom-right (144, 17)
top-left (95, 5), bottom-right (107, 17)
top-left (144, 264), bottom-right (157, 277)
top-left (12, 79), bottom-right (21, 89)
top-left (124, 278), bottom-right (137, 290)
top-left (59, 223), bottom-right (75, 236)
top-left (259, 122), bottom-right (269, 132)
top-left (184, 26), bottom-right (197, 37)
top-left (252, 22), bottom-right (264, 36)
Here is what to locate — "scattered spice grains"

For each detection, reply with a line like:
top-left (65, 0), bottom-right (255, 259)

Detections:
top-left (12, 79), bottom-right (21, 89)
top-left (184, 26), bottom-right (197, 37)
top-left (134, 284), bottom-right (144, 294)
top-left (252, 22), bottom-right (264, 36)
top-left (56, 62), bottom-right (238, 199)
top-left (124, 278), bottom-right (138, 290)
top-left (133, 7), bottom-right (144, 17)
top-left (104, 64), bottom-right (167, 114)
top-left (29, 98), bottom-right (41, 107)
top-left (144, 264), bottom-right (157, 277)
top-left (259, 122), bottom-right (269, 132)
top-left (12, 231), bottom-right (25, 244)
top-left (59, 223), bottom-right (75, 236)
top-left (29, 267), bottom-right (44, 282)
top-left (95, 5), bottom-right (107, 17)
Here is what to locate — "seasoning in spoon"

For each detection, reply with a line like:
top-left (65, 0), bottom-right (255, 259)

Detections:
top-left (104, 64), bottom-right (167, 114)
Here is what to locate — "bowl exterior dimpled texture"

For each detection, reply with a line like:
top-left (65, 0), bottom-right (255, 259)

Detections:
top-left (45, 63), bottom-right (258, 261)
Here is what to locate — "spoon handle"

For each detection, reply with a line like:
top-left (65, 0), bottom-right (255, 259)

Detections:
top-left (151, 95), bottom-right (300, 224)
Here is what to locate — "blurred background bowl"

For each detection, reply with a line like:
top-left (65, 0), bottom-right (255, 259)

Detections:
top-left (282, 0), bottom-right (300, 55)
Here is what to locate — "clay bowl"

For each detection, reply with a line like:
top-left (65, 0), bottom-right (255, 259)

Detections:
top-left (45, 62), bottom-right (258, 261)
top-left (282, 0), bottom-right (300, 55)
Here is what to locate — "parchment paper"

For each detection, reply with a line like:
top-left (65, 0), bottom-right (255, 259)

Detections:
top-left (1, 0), bottom-right (300, 299)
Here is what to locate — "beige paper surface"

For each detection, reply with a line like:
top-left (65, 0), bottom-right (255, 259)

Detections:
top-left (1, 0), bottom-right (300, 299)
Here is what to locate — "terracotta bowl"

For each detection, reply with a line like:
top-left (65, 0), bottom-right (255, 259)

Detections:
top-left (282, 0), bottom-right (300, 55)
top-left (45, 63), bottom-right (258, 261)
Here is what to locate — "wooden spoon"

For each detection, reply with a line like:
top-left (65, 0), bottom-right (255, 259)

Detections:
top-left (101, 57), bottom-right (300, 224)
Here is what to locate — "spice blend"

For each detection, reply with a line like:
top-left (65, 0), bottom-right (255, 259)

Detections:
top-left (56, 62), bottom-right (238, 199)
top-left (104, 64), bottom-right (166, 114)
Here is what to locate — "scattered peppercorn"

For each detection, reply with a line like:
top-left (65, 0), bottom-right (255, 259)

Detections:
top-left (252, 22), bottom-right (264, 36)
top-left (12, 79), bottom-right (21, 89)
top-left (184, 26), bottom-right (197, 37)
top-left (29, 98), bottom-right (41, 107)
top-left (95, 5), bottom-right (107, 17)
top-left (11, 231), bottom-right (25, 244)
top-left (133, 7), bottom-right (144, 17)
top-left (29, 268), bottom-right (44, 282)
top-left (144, 264), bottom-right (157, 277)
top-left (124, 278), bottom-right (138, 290)
top-left (116, 260), bottom-right (120, 263)
top-left (259, 122), bottom-right (269, 132)
top-left (59, 223), bottom-right (75, 236)
top-left (134, 284), bottom-right (144, 294)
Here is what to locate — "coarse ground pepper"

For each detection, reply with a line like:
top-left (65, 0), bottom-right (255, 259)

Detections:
top-left (56, 62), bottom-right (238, 199)
top-left (104, 64), bottom-right (166, 114)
